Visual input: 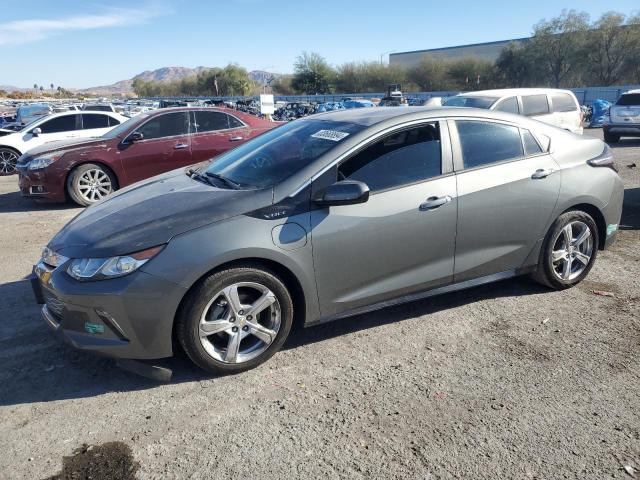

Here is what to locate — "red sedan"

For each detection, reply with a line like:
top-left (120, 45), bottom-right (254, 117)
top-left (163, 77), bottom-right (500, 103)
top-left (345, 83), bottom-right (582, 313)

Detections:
top-left (16, 107), bottom-right (277, 206)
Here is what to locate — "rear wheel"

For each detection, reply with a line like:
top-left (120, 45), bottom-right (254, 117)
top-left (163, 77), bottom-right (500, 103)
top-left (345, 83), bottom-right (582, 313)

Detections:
top-left (0, 148), bottom-right (19, 175)
top-left (67, 163), bottom-right (116, 206)
top-left (533, 211), bottom-right (599, 289)
top-left (603, 131), bottom-right (620, 143)
top-left (177, 266), bottom-right (294, 375)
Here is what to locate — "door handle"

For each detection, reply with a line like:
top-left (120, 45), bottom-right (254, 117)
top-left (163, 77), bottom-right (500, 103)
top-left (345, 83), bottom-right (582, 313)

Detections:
top-left (229, 136), bottom-right (243, 142)
top-left (531, 168), bottom-right (554, 179)
top-left (419, 195), bottom-right (452, 211)
top-left (174, 143), bottom-right (189, 150)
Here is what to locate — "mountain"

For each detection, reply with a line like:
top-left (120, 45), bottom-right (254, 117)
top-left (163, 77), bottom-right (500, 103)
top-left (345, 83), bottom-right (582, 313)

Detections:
top-left (0, 85), bottom-right (32, 93)
top-left (77, 67), bottom-right (280, 96)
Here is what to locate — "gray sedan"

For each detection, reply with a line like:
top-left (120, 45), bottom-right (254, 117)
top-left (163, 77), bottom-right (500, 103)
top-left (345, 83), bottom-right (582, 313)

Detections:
top-left (32, 107), bottom-right (623, 375)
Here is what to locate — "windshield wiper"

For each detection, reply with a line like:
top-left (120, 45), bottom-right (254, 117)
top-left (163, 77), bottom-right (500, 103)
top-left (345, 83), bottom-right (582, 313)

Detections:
top-left (186, 167), bottom-right (216, 187)
top-left (204, 172), bottom-right (242, 190)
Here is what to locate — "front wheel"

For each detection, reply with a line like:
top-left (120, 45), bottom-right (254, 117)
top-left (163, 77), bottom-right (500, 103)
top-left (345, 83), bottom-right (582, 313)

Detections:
top-left (532, 211), bottom-right (599, 290)
top-left (177, 266), bottom-right (294, 375)
top-left (0, 148), bottom-right (19, 175)
top-left (67, 163), bottom-right (116, 206)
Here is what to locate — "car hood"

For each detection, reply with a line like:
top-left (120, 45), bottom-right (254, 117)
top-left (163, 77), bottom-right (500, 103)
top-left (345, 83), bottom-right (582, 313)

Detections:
top-left (49, 169), bottom-right (273, 258)
top-left (25, 137), bottom-right (111, 157)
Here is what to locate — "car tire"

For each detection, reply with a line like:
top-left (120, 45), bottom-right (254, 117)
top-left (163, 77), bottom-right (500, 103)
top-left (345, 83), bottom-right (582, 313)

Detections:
top-left (0, 147), bottom-right (20, 176)
top-left (532, 211), bottom-right (599, 290)
top-left (67, 163), bottom-right (116, 206)
top-left (177, 266), bottom-right (294, 375)
top-left (603, 131), bottom-right (620, 143)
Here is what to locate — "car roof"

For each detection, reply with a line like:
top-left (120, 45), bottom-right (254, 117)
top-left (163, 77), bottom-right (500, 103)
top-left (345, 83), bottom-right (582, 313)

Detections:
top-left (306, 106), bottom-right (536, 127)
top-left (457, 88), bottom-right (576, 98)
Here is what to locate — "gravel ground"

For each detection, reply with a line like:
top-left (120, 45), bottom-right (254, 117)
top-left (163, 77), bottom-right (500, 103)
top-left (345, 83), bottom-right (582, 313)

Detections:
top-left (0, 129), bottom-right (638, 480)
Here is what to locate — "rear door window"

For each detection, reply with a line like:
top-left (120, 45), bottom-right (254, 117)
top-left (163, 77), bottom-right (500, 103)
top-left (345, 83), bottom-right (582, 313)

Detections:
top-left (81, 114), bottom-right (110, 129)
top-left (194, 111), bottom-right (231, 132)
top-left (494, 97), bottom-right (519, 114)
top-left (338, 123), bottom-right (442, 192)
top-left (456, 120), bottom-right (524, 169)
top-left (137, 112), bottom-right (190, 140)
top-left (521, 95), bottom-right (550, 116)
top-left (551, 93), bottom-right (577, 112)
top-left (38, 115), bottom-right (81, 133)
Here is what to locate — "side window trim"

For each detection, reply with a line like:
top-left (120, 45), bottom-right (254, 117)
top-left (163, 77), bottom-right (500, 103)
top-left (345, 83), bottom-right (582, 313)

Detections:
top-left (335, 120), bottom-right (452, 196)
top-left (449, 117), bottom-right (544, 173)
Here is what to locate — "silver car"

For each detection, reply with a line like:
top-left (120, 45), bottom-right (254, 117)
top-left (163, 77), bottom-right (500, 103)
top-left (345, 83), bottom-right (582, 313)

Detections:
top-left (32, 107), bottom-right (623, 375)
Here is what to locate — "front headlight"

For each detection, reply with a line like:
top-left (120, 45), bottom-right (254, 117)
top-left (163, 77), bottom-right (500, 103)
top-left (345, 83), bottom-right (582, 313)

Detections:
top-left (66, 245), bottom-right (164, 281)
top-left (28, 151), bottom-right (65, 170)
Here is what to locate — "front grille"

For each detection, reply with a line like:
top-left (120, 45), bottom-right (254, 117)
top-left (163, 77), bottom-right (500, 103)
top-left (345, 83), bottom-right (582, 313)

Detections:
top-left (43, 290), bottom-right (65, 319)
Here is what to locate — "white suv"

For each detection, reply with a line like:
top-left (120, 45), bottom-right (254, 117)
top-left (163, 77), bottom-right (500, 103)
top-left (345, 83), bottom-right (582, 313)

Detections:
top-left (443, 88), bottom-right (583, 134)
top-left (604, 89), bottom-right (640, 143)
top-left (0, 110), bottom-right (128, 175)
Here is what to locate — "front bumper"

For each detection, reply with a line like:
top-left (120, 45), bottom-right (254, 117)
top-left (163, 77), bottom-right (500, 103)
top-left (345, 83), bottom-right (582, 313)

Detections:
top-left (16, 164), bottom-right (67, 202)
top-left (32, 261), bottom-right (187, 360)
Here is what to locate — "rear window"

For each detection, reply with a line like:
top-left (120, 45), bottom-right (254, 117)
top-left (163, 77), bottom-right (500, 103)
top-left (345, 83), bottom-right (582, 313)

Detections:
top-left (551, 93), bottom-right (577, 112)
top-left (443, 96), bottom-right (498, 109)
top-left (616, 94), bottom-right (640, 106)
top-left (521, 95), bottom-right (550, 116)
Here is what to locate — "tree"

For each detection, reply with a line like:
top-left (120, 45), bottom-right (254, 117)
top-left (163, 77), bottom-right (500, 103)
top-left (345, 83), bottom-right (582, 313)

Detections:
top-left (585, 12), bottom-right (640, 85)
top-left (446, 57), bottom-right (496, 90)
top-left (50, 83), bottom-right (54, 92)
top-left (271, 75), bottom-right (295, 95)
top-left (291, 52), bottom-right (335, 94)
top-left (39, 85), bottom-right (44, 95)
top-left (33, 83), bottom-right (38, 94)
top-left (495, 42), bottom-right (539, 87)
top-left (527, 9), bottom-right (590, 87)
top-left (406, 56), bottom-right (448, 91)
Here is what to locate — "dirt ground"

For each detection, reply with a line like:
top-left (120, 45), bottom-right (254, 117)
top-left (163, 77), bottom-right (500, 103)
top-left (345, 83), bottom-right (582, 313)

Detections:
top-left (0, 129), bottom-right (638, 479)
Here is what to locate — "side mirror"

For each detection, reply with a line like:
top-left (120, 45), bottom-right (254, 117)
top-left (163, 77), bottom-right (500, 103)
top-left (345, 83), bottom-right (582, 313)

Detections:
top-left (128, 131), bottom-right (144, 142)
top-left (31, 127), bottom-right (42, 137)
top-left (315, 180), bottom-right (370, 207)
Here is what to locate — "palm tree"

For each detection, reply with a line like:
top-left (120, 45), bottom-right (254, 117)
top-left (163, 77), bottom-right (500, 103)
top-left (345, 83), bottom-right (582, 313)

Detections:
top-left (33, 83), bottom-right (38, 94)
top-left (39, 85), bottom-right (44, 96)
top-left (50, 83), bottom-right (54, 93)
top-left (56, 86), bottom-right (62, 97)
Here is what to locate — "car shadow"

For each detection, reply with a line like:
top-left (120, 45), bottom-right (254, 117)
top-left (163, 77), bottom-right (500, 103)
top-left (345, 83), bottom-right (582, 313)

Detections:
top-left (0, 275), bottom-right (546, 407)
top-left (0, 189), bottom-right (78, 213)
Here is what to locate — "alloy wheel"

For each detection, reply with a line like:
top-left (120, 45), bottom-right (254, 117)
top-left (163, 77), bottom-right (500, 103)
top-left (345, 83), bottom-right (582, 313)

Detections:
top-left (198, 282), bottom-right (281, 364)
top-left (551, 220), bottom-right (593, 281)
top-left (0, 149), bottom-right (18, 175)
top-left (77, 169), bottom-right (112, 202)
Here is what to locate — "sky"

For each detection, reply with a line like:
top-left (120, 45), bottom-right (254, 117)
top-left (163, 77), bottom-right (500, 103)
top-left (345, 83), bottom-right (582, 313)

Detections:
top-left (0, 0), bottom-right (638, 89)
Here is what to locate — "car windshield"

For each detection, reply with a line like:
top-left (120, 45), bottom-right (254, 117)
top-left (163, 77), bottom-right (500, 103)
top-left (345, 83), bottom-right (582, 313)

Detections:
top-left (101, 114), bottom-right (147, 139)
top-left (202, 119), bottom-right (363, 188)
top-left (616, 93), bottom-right (640, 106)
top-left (443, 96), bottom-right (499, 108)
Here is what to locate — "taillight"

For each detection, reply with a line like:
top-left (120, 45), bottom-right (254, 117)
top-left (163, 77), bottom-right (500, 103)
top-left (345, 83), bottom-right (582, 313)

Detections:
top-left (587, 144), bottom-right (617, 172)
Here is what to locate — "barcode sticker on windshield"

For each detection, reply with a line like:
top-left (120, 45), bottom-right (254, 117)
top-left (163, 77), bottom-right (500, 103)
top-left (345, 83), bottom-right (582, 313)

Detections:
top-left (311, 130), bottom-right (350, 141)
